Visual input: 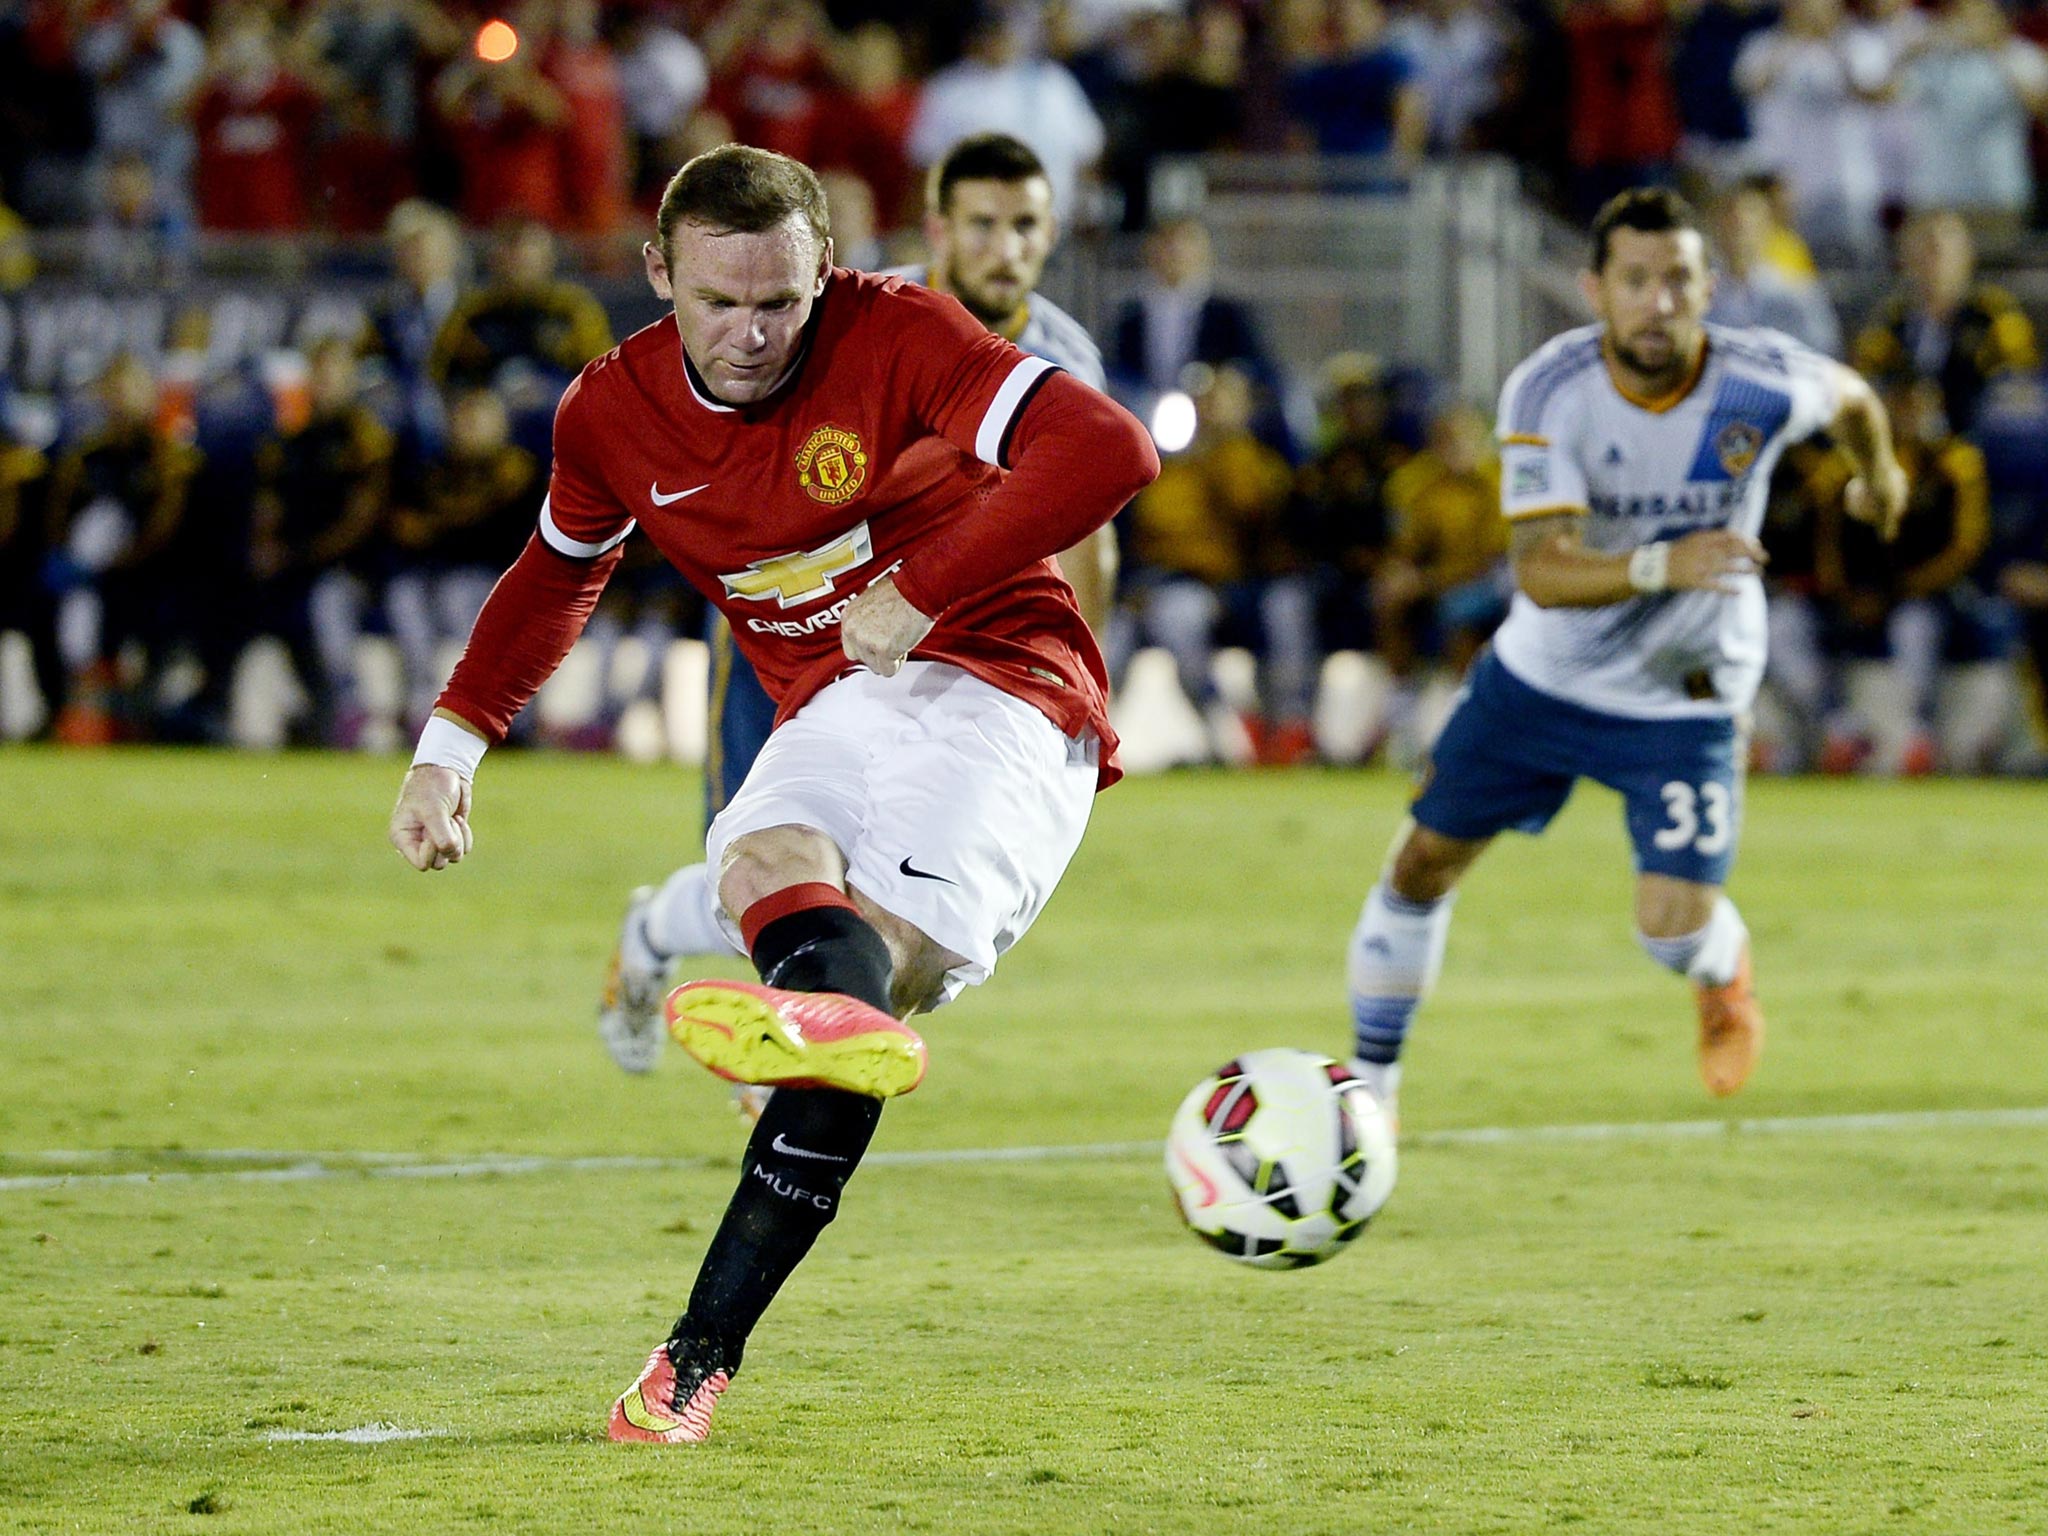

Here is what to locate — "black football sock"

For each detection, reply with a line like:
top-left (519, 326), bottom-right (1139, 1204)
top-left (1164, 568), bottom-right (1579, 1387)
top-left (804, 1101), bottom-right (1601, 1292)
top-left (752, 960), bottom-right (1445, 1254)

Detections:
top-left (749, 900), bottom-right (895, 1014)
top-left (670, 896), bottom-right (896, 1366)
top-left (670, 1085), bottom-right (884, 1369)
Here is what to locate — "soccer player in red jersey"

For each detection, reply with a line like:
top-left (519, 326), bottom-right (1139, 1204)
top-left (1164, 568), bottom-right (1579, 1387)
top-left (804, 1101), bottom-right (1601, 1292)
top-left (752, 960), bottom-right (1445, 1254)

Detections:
top-left (598, 132), bottom-right (1119, 1086)
top-left (386, 145), bottom-right (1158, 1443)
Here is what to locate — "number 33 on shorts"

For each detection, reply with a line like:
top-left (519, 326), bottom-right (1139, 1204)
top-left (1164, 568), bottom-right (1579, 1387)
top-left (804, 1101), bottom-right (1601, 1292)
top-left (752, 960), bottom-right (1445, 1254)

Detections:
top-left (1652, 780), bottom-right (1734, 856)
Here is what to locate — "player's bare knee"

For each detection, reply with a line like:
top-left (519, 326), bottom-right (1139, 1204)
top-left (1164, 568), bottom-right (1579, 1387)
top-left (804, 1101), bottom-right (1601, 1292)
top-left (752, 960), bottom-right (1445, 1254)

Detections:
top-left (846, 886), bottom-right (957, 1016)
top-left (890, 946), bottom-right (961, 1017)
top-left (1387, 822), bottom-right (1485, 904)
top-left (1635, 874), bottom-right (1718, 938)
top-left (717, 825), bottom-right (847, 922)
top-left (888, 969), bottom-right (933, 1018)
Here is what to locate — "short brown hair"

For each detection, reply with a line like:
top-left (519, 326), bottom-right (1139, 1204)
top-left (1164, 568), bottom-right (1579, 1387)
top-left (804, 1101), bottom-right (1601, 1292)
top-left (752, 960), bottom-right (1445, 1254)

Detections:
top-left (927, 133), bottom-right (1048, 214)
top-left (1589, 187), bottom-right (1701, 272)
top-left (657, 145), bottom-right (830, 258)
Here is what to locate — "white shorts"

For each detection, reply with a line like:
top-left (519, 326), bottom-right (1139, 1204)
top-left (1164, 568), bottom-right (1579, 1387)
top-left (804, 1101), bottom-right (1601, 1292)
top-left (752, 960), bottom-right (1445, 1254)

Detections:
top-left (704, 662), bottom-right (1099, 1007)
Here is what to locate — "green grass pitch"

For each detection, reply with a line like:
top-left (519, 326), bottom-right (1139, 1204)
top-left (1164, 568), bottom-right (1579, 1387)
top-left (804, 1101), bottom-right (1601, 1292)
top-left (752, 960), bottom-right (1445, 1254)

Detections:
top-left (2, 750), bottom-right (2045, 1534)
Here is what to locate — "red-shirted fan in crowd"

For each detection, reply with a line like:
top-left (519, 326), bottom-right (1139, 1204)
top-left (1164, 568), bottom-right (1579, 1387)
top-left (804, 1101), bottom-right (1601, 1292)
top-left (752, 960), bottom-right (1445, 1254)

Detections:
top-left (386, 145), bottom-right (1158, 1445)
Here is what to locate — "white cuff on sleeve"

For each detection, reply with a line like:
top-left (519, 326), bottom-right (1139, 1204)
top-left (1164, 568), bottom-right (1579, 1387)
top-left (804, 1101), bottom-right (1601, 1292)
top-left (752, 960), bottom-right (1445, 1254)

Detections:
top-left (973, 355), bottom-right (1058, 466)
top-left (539, 495), bottom-right (635, 559)
top-left (412, 715), bottom-right (488, 779)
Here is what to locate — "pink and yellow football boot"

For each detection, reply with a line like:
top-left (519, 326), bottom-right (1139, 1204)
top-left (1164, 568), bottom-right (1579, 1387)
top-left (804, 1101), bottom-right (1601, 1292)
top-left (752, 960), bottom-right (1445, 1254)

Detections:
top-left (609, 1344), bottom-right (731, 1445)
top-left (665, 980), bottom-right (927, 1098)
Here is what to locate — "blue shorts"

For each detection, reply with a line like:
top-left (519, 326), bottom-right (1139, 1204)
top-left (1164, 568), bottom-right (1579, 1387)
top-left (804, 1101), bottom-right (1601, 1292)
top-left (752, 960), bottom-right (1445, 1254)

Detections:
top-left (704, 614), bottom-right (777, 829)
top-left (1411, 651), bottom-right (1744, 886)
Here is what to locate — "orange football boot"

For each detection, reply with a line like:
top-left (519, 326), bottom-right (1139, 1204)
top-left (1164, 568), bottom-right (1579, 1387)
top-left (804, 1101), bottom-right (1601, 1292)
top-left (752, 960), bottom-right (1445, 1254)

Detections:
top-left (1694, 943), bottom-right (1764, 1097)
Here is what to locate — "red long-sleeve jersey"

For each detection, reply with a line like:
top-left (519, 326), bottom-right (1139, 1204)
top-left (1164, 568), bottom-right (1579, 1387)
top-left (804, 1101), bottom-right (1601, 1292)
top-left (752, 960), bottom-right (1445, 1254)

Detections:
top-left (436, 268), bottom-right (1158, 787)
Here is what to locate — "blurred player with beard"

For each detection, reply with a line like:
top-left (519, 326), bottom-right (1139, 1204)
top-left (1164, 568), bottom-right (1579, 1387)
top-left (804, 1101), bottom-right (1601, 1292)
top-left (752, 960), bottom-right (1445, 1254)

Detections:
top-left (597, 134), bottom-right (1116, 1078)
top-left (386, 145), bottom-right (1155, 1441)
top-left (1339, 189), bottom-right (1906, 1124)
top-left (903, 134), bottom-right (1111, 627)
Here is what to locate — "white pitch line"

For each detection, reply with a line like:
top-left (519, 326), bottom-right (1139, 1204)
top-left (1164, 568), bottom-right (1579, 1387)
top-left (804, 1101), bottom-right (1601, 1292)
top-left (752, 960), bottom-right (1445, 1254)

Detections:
top-left (868, 1140), bottom-right (1160, 1166)
top-left (6, 1105), bottom-right (2048, 1194)
top-left (1413, 1103), bottom-right (2048, 1145)
top-left (17, 1147), bottom-right (434, 1166)
top-left (0, 1154), bottom-right (721, 1193)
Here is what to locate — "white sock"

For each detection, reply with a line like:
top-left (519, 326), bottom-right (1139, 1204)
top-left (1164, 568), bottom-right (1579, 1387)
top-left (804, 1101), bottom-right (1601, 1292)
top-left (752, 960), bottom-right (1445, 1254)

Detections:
top-left (1347, 882), bottom-right (1455, 1067)
top-left (1349, 1058), bottom-right (1402, 1105)
top-left (642, 862), bottom-right (744, 960)
top-left (1637, 896), bottom-right (1748, 988)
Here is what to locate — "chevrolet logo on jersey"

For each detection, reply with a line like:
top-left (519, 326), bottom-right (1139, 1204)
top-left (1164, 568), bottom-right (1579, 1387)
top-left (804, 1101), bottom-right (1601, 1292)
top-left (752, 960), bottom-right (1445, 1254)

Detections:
top-left (719, 522), bottom-right (874, 608)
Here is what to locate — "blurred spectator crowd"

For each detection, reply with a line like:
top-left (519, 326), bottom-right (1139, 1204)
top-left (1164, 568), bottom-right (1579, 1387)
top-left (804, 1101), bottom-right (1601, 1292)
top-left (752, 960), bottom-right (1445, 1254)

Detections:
top-left (3, 0), bottom-right (2048, 774)
top-left (3, 185), bottom-right (2047, 775)
top-left (9, 0), bottom-right (2048, 247)
top-left (0, 204), bottom-right (678, 748)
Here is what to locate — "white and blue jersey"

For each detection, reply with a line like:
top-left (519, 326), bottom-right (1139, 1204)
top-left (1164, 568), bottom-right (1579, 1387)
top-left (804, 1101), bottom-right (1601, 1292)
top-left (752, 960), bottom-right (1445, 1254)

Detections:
top-left (1494, 322), bottom-right (1843, 718)
top-left (884, 266), bottom-right (1106, 390)
top-left (1410, 323), bottom-right (1844, 885)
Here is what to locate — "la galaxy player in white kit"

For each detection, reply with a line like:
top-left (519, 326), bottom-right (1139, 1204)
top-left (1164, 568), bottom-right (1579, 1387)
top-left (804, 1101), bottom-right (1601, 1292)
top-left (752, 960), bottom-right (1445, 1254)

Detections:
top-left (1343, 190), bottom-right (1907, 1116)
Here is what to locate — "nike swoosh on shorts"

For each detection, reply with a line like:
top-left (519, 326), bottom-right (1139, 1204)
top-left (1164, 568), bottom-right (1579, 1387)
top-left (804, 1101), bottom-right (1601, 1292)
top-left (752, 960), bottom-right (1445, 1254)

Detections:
top-left (898, 857), bottom-right (956, 884)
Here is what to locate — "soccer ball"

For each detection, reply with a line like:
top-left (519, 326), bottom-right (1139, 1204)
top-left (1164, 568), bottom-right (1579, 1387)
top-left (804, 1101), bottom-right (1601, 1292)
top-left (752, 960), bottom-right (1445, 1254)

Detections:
top-left (1165, 1048), bottom-right (1397, 1269)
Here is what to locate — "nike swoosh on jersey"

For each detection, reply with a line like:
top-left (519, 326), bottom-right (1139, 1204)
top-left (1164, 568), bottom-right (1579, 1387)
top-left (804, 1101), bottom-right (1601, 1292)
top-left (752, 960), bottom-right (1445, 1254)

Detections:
top-left (898, 857), bottom-right (956, 885)
top-left (650, 482), bottom-right (711, 506)
top-left (771, 1133), bottom-right (850, 1163)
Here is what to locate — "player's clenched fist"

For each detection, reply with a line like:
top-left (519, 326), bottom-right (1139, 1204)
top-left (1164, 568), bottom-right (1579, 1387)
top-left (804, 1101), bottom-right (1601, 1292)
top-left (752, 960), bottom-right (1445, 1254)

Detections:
top-left (1667, 528), bottom-right (1769, 594)
top-left (840, 575), bottom-right (934, 678)
top-left (1843, 459), bottom-right (1909, 543)
top-left (389, 764), bottom-right (474, 871)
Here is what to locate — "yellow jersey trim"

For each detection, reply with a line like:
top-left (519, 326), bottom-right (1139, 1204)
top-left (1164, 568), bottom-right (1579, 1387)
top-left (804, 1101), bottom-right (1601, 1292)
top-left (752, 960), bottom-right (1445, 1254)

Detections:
top-left (994, 303), bottom-right (1030, 343)
top-left (1603, 337), bottom-right (1708, 414)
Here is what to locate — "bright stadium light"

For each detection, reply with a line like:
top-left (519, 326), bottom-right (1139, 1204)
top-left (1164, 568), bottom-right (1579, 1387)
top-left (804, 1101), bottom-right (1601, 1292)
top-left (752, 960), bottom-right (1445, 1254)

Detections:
top-left (1150, 390), bottom-right (1196, 454)
top-left (476, 19), bottom-right (519, 62)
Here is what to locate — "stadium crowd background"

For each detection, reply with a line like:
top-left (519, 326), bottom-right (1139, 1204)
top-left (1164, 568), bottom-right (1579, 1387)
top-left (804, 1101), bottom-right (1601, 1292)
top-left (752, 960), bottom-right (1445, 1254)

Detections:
top-left (3, 0), bottom-right (2048, 774)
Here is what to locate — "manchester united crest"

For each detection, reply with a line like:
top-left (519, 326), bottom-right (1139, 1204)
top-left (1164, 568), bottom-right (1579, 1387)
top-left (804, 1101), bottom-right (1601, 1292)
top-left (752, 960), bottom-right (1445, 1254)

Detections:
top-left (1715, 420), bottom-right (1762, 477)
top-left (795, 425), bottom-right (869, 505)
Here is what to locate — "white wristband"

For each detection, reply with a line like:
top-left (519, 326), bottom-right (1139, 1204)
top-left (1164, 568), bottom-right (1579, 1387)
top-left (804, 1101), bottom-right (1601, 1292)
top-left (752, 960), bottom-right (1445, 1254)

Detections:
top-left (411, 715), bottom-right (487, 779)
top-left (1627, 542), bottom-right (1670, 594)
